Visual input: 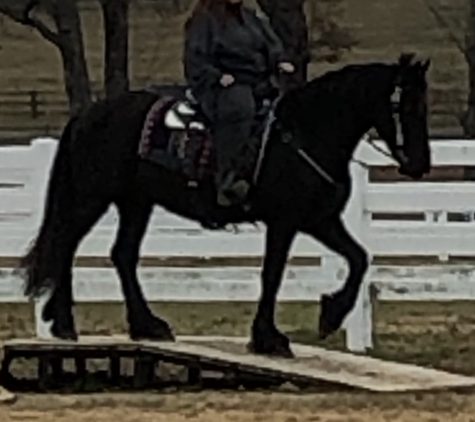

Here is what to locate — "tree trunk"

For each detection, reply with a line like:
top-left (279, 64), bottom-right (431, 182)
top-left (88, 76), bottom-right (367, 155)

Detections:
top-left (463, 0), bottom-right (475, 137)
top-left (0, 0), bottom-right (92, 117)
top-left (463, 59), bottom-right (475, 137)
top-left (53, 0), bottom-right (92, 116)
top-left (100, 0), bottom-right (129, 99)
top-left (256, 0), bottom-right (310, 89)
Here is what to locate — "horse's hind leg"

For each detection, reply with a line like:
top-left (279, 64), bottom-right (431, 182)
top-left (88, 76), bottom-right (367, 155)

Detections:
top-left (112, 196), bottom-right (174, 341)
top-left (43, 199), bottom-right (110, 340)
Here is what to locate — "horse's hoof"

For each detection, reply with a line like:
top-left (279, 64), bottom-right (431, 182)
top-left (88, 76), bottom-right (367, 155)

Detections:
top-left (130, 316), bottom-right (175, 342)
top-left (51, 323), bottom-right (78, 341)
top-left (247, 333), bottom-right (294, 359)
top-left (318, 293), bottom-right (348, 340)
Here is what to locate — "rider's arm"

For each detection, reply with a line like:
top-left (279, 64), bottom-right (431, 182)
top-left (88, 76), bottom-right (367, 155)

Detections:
top-left (184, 13), bottom-right (222, 88)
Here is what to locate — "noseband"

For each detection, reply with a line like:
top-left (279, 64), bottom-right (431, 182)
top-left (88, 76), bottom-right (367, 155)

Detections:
top-left (354, 84), bottom-right (407, 169)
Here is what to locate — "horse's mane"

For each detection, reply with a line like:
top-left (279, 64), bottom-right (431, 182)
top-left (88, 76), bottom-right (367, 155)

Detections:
top-left (296, 63), bottom-right (396, 102)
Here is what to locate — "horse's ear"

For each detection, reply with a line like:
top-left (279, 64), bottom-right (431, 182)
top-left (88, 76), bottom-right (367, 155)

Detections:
top-left (398, 52), bottom-right (416, 68)
top-left (421, 58), bottom-right (431, 73)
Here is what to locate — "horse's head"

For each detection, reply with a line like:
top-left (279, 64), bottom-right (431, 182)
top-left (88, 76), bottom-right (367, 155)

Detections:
top-left (374, 53), bottom-right (431, 180)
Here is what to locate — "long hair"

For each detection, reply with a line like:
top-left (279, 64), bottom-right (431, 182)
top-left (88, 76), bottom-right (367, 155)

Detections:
top-left (185, 0), bottom-right (243, 29)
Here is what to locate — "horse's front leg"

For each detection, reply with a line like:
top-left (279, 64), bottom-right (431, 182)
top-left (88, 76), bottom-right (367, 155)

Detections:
top-left (302, 216), bottom-right (369, 339)
top-left (249, 220), bottom-right (296, 358)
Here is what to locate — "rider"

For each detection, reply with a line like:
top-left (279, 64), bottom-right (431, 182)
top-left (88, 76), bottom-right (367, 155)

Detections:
top-left (183, 0), bottom-right (295, 206)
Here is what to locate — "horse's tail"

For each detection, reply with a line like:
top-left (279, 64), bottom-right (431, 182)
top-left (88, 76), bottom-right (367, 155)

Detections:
top-left (18, 116), bottom-right (77, 299)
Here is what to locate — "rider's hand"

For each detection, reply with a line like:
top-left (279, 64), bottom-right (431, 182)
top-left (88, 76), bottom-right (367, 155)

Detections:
top-left (220, 74), bottom-right (235, 87)
top-left (278, 62), bottom-right (295, 74)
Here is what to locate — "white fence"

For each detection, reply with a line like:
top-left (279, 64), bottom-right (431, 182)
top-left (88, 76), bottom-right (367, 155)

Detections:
top-left (1, 137), bottom-right (475, 353)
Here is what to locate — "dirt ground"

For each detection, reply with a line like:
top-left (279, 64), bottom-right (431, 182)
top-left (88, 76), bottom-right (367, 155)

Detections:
top-left (2, 390), bottom-right (475, 422)
top-left (2, 301), bottom-right (475, 420)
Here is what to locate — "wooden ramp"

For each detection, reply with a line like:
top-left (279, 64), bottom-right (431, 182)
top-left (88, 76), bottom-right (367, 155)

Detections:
top-left (0, 385), bottom-right (15, 405)
top-left (2, 335), bottom-right (475, 393)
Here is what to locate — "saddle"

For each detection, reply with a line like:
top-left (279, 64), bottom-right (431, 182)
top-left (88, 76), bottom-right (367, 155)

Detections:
top-left (138, 88), bottom-right (277, 186)
top-left (163, 89), bottom-right (273, 132)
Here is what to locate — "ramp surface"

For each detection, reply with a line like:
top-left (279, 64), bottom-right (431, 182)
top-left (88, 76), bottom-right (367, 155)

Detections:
top-left (3, 335), bottom-right (475, 393)
top-left (0, 385), bottom-right (16, 404)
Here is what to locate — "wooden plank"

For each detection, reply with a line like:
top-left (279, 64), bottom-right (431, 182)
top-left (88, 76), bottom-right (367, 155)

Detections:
top-left (179, 336), bottom-right (475, 392)
top-left (4, 337), bottom-right (142, 352)
top-left (4, 336), bottom-right (475, 393)
top-left (0, 385), bottom-right (16, 405)
top-left (149, 337), bottom-right (475, 393)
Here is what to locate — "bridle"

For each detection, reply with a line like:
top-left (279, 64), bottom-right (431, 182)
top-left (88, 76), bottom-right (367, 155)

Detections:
top-left (352, 85), bottom-right (406, 171)
top-left (276, 85), bottom-right (406, 186)
top-left (253, 81), bottom-right (407, 187)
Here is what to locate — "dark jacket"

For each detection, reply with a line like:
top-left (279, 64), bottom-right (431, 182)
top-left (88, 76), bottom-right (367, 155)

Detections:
top-left (184, 7), bottom-right (288, 101)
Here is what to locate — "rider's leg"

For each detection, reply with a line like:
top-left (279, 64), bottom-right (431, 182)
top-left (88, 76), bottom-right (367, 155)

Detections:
top-left (213, 84), bottom-right (256, 206)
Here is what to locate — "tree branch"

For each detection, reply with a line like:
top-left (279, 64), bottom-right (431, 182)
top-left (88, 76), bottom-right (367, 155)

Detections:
top-left (0, 0), bottom-right (62, 47)
top-left (422, 0), bottom-right (466, 56)
top-left (22, 0), bottom-right (38, 22)
top-left (0, 0), bottom-right (36, 23)
top-left (28, 16), bottom-right (62, 46)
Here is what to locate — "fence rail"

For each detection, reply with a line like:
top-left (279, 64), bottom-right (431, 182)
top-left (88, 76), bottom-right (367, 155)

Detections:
top-left (0, 86), bottom-right (467, 142)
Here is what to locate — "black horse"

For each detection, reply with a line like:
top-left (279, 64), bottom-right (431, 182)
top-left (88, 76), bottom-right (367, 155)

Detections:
top-left (18, 53), bottom-right (431, 357)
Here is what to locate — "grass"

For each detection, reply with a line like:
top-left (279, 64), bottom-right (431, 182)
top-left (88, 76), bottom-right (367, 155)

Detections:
top-left (0, 0), bottom-right (470, 139)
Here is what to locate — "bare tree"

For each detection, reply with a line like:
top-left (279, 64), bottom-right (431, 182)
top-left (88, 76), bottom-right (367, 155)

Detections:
top-left (0, 0), bottom-right (92, 116)
top-left (465, 0), bottom-right (475, 136)
top-left (99, 0), bottom-right (130, 99)
top-left (307, 0), bottom-right (357, 64)
top-left (423, 0), bottom-right (475, 136)
top-left (151, 0), bottom-right (191, 16)
top-left (0, 0), bottom-right (131, 115)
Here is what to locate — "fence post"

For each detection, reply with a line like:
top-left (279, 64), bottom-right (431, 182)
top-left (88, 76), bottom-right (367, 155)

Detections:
top-left (29, 137), bottom-right (58, 339)
top-left (319, 252), bottom-right (345, 307)
top-left (342, 157), bottom-right (373, 353)
top-left (29, 90), bottom-right (39, 119)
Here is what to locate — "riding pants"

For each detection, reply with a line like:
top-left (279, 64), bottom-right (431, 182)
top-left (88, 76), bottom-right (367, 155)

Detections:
top-left (201, 84), bottom-right (256, 186)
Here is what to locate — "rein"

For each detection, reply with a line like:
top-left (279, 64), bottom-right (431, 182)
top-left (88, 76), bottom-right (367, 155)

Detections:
top-left (353, 85), bottom-right (405, 170)
top-left (351, 136), bottom-right (399, 171)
